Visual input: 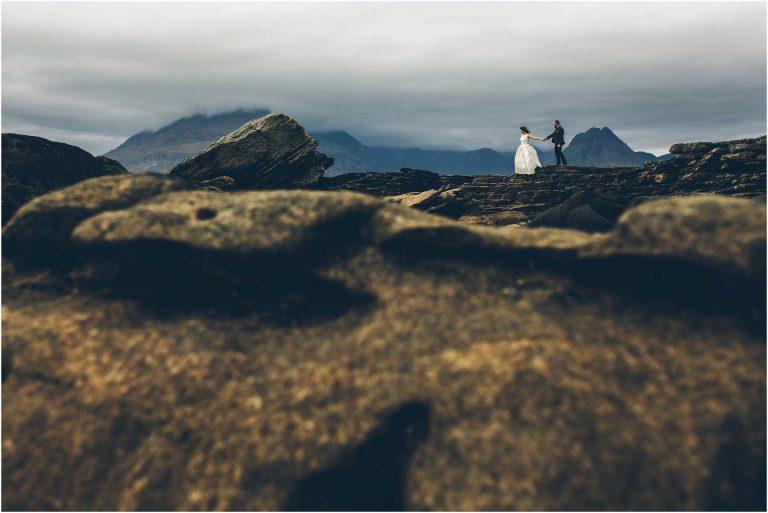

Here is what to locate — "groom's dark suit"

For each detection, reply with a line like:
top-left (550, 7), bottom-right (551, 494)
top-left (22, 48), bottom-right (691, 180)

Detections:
top-left (545, 125), bottom-right (568, 166)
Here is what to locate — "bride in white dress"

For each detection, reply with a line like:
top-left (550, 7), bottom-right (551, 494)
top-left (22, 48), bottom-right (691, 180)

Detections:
top-left (515, 126), bottom-right (545, 175)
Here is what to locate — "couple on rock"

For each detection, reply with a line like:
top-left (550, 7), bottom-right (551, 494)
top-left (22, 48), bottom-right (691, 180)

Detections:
top-left (515, 120), bottom-right (567, 175)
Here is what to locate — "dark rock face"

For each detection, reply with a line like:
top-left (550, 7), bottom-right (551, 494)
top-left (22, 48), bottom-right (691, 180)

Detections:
top-left (2, 174), bottom-right (765, 510)
top-left (528, 191), bottom-right (626, 232)
top-left (1, 133), bottom-right (129, 224)
top-left (167, 113), bottom-right (334, 189)
top-left (282, 401), bottom-right (432, 511)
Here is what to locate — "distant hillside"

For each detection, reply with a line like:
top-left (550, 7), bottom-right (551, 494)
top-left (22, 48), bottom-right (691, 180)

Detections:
top-left (103, 110), bottom-right (669, 174)
top-left (368, 146), bottom-right (522, 176)
top-left (314, 132), bottom-right (548, 176)
top-left (311, 131), bottom-right (388, 175)
top-left (104, 108), bottom-right (270, 173)
top-left (564, 127), bottom-right (671, 167)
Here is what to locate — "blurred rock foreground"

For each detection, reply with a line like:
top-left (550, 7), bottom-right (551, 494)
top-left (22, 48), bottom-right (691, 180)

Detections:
top-left (2, 113), bottom-right (766, 510)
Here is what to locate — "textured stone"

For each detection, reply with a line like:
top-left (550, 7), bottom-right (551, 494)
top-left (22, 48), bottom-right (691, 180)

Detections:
top-left (459, 210), bottom-right (529, 226)
top-left (72, 190), bottom-right (385, 255)
top-left (386, 189), bottom-right (440, 208)
top-left (583, 195), bottom-right (766, 281)
top-left (2, 174), bottom-right (190, 258)
top-left (168, 113), bottom-right (333, 189)
top-left (669, 142), bottom-right (714, 155)
top-left (721, 152), bottom-right (757, 162)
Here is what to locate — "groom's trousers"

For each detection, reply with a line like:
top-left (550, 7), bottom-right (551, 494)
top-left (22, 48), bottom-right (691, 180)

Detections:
top-left (554, 144), bottom-right (568, 166)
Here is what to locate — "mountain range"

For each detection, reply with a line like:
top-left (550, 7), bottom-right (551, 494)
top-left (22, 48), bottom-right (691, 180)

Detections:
top-left (104, 109), bottom-right (670, 175)
top-left (314, 131), bottom-right (538, 176)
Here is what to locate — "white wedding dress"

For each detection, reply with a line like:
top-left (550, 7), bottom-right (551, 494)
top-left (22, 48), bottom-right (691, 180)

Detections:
top-left (514, 134), bottom-right (541, 175)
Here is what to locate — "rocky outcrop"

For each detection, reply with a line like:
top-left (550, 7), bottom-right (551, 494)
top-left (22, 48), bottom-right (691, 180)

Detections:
top-left (315, 167), bottom-right (470, 197)
top-left (2, 175), bottom-right (765, 511)
top-left (315, 136), bottom-right (766, 226)
top-left (103, 109), bottom-right (272, 173)
top-left (167, 113), bottom-right (334, 189)
top-left (1, 133), bottom-right (129, 224)
top-left (386, 185), bottom-right (475, 219)
top-left (651, 135), bottom-right (766, 175)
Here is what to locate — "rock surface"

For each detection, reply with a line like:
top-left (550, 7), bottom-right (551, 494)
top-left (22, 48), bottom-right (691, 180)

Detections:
top-left (3, 174), bottom-right (191, 260)
top-left (2, 175), bottom-right (765, 511)
top-left (583, 195), bottom-right (767, 281)
top-left (458, 210), bottom-right (530, 227)
top-left (386, 185), bottom-right (475, 218)
top-left (657, 135), bottom-right (766, 175)
top-left (167, 113), bottom-right (334, 189)
top-left (1, 133), bottom-right (129, 223)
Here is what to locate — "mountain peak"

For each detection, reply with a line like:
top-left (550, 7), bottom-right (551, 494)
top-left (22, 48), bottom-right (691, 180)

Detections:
top-left (564, 127), bottom-right (668, 166)
top-left (314, 130), bottom-right (365, 148)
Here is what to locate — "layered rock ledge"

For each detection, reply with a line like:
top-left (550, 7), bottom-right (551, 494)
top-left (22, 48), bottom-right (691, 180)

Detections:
top-left (312, 136), bottom-right (766, 225)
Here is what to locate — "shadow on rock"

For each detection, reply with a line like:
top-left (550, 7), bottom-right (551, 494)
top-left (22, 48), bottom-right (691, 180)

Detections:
top-left (568, 255), bottom-right (766, 327)
top-left (282, 401), bottom-right (431, 511)
top-left (71, 240), bottom-right (377, 327)
top-left (697, 415), bottom-right (767, 511)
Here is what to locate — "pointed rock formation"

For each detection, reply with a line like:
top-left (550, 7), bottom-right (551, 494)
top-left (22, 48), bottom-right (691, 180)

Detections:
top-left (167, 113), bottom-right (334, 189)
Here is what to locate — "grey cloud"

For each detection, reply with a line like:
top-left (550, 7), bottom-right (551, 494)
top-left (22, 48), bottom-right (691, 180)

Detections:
top-left (2, 1), bottom-right (765, 157)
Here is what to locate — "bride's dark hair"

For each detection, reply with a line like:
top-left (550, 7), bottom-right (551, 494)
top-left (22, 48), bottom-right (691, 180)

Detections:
top-left (520, 126), bottom-right (530, 133)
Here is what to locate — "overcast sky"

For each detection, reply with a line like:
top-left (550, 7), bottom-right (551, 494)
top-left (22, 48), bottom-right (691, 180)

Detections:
top-left (2, 1), bottom-right (766, 156)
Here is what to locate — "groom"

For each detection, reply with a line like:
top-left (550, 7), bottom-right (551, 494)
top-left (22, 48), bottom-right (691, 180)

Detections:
top-left (544, 120), bottom-right (568, 167)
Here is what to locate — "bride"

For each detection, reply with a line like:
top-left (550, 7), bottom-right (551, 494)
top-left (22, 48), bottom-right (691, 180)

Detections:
top-left (515, 127), bottom-right (545, 175)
